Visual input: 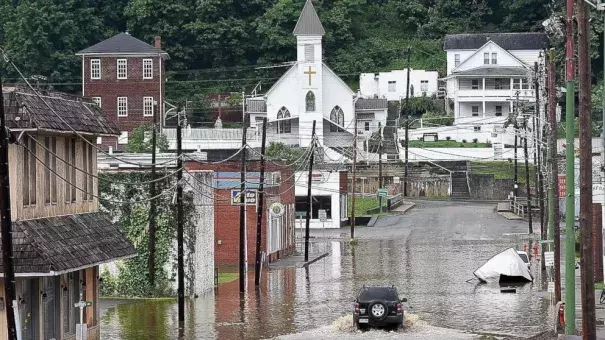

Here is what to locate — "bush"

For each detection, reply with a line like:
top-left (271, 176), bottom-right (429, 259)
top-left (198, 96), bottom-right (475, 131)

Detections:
top-left (446, 136), bottom-right (451, 141)
top-left (473, 138), bottom-right (478, 143)
top-left (462, 139), bottom-right (467, 143)
top-left (422, 111), bottom-right (454, 126)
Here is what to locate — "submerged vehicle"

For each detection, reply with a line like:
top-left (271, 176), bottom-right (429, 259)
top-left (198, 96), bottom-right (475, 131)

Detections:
top-left (474, 248), bottom-right (533, 283)
top-left (353, 285), bottom-right (407, 330)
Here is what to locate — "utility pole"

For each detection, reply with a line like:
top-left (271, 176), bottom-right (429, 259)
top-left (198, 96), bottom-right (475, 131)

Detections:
top-left (254, 118), bottom-right (267, 286)
top-left (176, 107), bottom-right (184, 327)
top-left (0, 77), bottom-right (18, 340)
top-left (304, 121), bottom-right (316, 262)
top-left (547, 48), bottom-right (562, 303)
top-left (534, 62), bottom-right (545, 242)
top-left (514, 93), bottom-right (520, 197)
top-left (239, 108), bottom-right (248, 293)
top-left (523, 119), bottom-right (533, 235)
top-left (148, 101), bottom-right (159, 288)
top-left (565, 0), bottom-right (576, 334)
top-left (378, 122), bottom-right (383, 213)
top-left (403, 46), bottom-right (411, 197)
top-left (351, 110), bottom-right (358, 240)
top-left (578, 0), bottom-right (596, 336)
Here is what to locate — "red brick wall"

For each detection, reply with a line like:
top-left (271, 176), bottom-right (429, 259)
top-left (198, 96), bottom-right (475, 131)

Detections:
top-left (185, 161), bottom-right (295, 267)
top-left (82, 55), bottom-right (165, 151)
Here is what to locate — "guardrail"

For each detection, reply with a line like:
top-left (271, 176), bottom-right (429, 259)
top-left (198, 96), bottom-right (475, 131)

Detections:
top-left (509, 196), bottom-right (540, 218)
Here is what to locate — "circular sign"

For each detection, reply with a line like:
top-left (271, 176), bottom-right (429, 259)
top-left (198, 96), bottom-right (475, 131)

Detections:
top-left (270, 202), bottom-right (285, 217)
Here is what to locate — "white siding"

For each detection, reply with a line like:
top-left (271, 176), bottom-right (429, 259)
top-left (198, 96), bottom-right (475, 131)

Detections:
top-left (359, 70), bottom-right (439, 101)
top-left (509, 50), bottom-right (541, 66)
top-left (455, 42), bottom-right (524, 72)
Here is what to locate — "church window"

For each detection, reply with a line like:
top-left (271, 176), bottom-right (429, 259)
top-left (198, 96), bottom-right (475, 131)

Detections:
top-left (277, 107), bottom-right (291, 134)
top-left (330, 106), bottom-right (345, 132)
top-left (305, 91), bottom-right (315, 112)
top-left (305, 45), bottom-right (315, 62)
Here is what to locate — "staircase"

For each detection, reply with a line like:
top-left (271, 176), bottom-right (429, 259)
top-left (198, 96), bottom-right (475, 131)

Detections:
top-left (451, 172), bottom-right (470, 199)
top-left (367, 101), bottom-right (400, 161)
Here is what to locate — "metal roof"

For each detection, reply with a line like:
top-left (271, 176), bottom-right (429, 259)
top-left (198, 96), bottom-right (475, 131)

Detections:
top-left (3, 87), bottom-right (120, 136)
top-left (444, 33), bottom-right (549, 51)
top-left (2, 212), bottom-right (135, 275)
top-left (293, 0), bottom-right (325, 36)
top-left (77, 32), bottom-right (167, 56)
top-left (356, 98), bottom-right (388, 110)
top-left (452, 66), bottom-right (529, 77)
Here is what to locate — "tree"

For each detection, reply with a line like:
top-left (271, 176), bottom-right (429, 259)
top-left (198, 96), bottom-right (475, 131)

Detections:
top-left (265, 142), bottom-right (307, 167)
top-left (126, 124), bottom-right (170, 153)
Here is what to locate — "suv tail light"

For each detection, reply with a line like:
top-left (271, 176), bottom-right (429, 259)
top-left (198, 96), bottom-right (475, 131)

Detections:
top-left (354, 303), bottom-right (360, 313)
top-left (396, 303), bottom-right (402, 313)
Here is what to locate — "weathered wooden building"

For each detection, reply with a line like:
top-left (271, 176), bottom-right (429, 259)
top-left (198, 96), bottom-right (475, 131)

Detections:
top-left (0, 87), bottom-right (136, 340)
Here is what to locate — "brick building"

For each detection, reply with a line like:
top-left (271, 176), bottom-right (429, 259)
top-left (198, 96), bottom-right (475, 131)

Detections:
top-left (77, 32), bottom-right (168, 152)
top-left (185, 161), bottom-right (296, 267)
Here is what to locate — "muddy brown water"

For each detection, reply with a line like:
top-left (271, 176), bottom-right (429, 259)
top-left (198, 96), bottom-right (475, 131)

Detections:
top-left (100, 201), bottom-right (554, 340)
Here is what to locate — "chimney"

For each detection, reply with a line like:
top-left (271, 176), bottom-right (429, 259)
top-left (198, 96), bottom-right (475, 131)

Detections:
top-left (154, 36), bottom-right (161, 49)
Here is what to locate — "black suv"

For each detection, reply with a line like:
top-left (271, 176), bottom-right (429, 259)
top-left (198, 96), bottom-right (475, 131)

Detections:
top-left (353, 285), bottom-right (407, 330)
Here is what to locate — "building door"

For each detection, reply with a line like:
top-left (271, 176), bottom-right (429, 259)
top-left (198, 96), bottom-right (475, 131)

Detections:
top-left (19, 278), bottom-right (39, 340)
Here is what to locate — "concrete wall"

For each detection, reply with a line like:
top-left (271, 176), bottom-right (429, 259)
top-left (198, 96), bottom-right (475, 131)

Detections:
top-left (468, 174), bottom-right (527, 200)
top-left (390, 175), bottom-right (450, 197)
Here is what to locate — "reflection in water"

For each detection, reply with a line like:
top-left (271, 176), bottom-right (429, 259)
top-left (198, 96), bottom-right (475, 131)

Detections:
top-left (101, 235), bottom-right (553, 339)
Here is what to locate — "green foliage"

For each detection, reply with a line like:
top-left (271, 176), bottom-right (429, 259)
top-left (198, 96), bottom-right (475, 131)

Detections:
top-left (347, 196), bottom-right (385, 217)
top-left (421, 112), bottom-right (454, 127)
top-left (99, 172), bottom-right (196, 297)
top-left (126, 124), bottom-right (170, 153)
top-left (265, 142), bottom-right (306, 166)
top-left (100, 267), bottom-right (118, 297)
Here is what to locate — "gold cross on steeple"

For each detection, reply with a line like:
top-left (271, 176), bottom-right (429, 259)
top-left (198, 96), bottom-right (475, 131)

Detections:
top-left (304, 66), bottom-right (316, 86)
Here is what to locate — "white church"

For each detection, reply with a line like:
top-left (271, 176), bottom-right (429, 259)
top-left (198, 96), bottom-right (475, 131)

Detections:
top-left (244, 0), bottom-right (389, 158)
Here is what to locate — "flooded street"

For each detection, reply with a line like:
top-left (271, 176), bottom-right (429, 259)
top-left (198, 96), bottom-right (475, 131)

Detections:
top-left (100, 201), bottom-right (554, 339)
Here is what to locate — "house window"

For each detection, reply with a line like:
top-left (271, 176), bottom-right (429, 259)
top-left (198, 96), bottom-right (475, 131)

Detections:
top-left (92, 97), bottom-right (101, 108)
top-left (330, 106), bottom-right (345, 132)
top-left (276, 107), bottom-right (291, 134)
top-left (420, 80), bottom-right (428, 92)
top-left (117, 97), bottom-right (128, 117)
top-left (474, 126), bottom-right (481, 132)
top-left (143, 59), bottom-right (153, 79)
top-left (454, 54), bottom-right (460, 67)
top-left (90, 59), bottom-right (101, 80)
top-left (22, 135), bottom-right (37, 206)
top-left (513, 78), bottom-right (530, 90)
top-left (305, 91), bottom-right (315, 112)
top-left (117, 59), bottom-right (127, 79)
top-left (44, 137), bottom-right (57, 204)
top-left (472, 106), bottom-right (479, 117)
top-left (484, 53), bottom-right (489, 65)
top-left (471, 79), bottom-right (479, 90)
top-left (304, 45), bottom-right (314, 62)
top-left (295, 195), bottom-right (332, 219)
top-left (491, 53), bottom-right (497, 64)
top-left (364, 121), bottom-right (370, 131)
top-left (118, 131), bottom-right (128, 144)
top-left (96, 137), bottom-right (102, 145)
top-left (388, 81), bottom-right (396, 92)
top-left (64, 138), bottom-right (76, 203)
top-left (143, 97), bottom-right (154, 117)
top-left (495, 105), bottom-right (503, 116)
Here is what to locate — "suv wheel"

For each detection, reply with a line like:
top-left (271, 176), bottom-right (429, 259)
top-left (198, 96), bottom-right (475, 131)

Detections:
top-left (368, 301), bottom-right (388, 320)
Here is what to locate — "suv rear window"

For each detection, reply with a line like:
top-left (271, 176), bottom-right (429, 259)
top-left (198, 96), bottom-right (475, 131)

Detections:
top-left (358, 287), bottom-right (398, 301)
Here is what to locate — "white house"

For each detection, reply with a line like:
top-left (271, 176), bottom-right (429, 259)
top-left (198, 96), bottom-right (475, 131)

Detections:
top-left (294, 170), bottom-right (348, 229)
top-left (403, 33), bottom-right (549, 150)
top-left (359, 69), bottom-right (439, 101)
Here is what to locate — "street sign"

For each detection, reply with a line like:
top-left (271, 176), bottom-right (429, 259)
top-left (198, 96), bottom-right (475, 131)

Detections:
top-left (544, 251), bottom-right (554, 267)
top-left (318, 209), bottom-right (327, 222)
top-left (548, 282), bottom-right (555, 293)
top-left (231, 189), bottom-right (257, 205)
top-left (377, 189), bottom-right (388, 197)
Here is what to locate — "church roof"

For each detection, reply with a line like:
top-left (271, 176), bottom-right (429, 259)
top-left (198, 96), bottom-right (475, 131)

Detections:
top-left (77, 32), bottom-right (168, 56)
top-left (293, 0), bottom-right (325, 36)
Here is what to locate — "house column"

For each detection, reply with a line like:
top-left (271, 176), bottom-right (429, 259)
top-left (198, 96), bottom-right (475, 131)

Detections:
top-left (482, 100), bottom-right (486, 119)
top-left (86, 268), bottom-right (95, 326)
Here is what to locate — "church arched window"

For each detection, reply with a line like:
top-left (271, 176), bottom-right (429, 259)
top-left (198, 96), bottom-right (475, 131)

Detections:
top-left (305, 91), bottom-right (315, 112)
top-left (276, 107), bottom-right (291, 134)
top-left (330, 106), bottom-right (344, 132)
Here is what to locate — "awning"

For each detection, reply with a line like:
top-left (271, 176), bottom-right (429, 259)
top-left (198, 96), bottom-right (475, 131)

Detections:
top-left (1, 212), bottom-right (135, 276)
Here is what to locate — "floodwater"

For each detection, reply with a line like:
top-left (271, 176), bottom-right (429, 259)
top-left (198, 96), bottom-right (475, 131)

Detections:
top-left (100, 201), bottom-right (555, 340)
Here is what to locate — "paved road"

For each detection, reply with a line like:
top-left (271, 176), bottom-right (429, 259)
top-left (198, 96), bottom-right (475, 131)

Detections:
top-left (101, 200), bottom-right (552, 340)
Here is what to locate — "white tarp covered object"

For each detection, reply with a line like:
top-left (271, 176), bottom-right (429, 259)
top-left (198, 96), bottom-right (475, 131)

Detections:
top-left (473, 248), bottom-right (533, 283)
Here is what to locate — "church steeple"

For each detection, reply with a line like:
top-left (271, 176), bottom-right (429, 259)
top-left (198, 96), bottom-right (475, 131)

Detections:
top-left (293, 0), bottom-right (325, 36)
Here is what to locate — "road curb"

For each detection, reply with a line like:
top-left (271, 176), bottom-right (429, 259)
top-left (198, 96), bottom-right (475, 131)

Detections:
top-left (392, 202), bottom-right (416, 215)
top-left (299, 252), bottom-right (330, 268)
